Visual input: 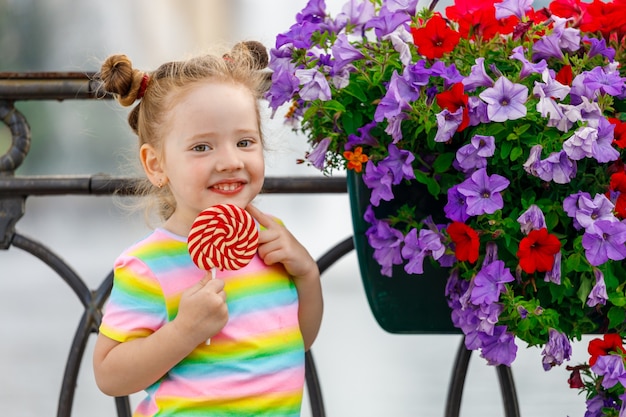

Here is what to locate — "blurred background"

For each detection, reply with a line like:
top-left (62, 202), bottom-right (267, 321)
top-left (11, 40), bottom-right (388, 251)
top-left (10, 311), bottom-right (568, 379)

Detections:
top-left (0, 0), bottom-right (591, 416)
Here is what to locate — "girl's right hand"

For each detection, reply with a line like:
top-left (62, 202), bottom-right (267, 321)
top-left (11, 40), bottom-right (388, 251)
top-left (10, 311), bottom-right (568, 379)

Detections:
top-left (173, 275), bottom-right (228, 347)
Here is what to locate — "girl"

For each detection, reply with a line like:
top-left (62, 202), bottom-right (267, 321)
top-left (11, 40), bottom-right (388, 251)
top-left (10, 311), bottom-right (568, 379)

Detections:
top-left (93, 42), bottom-right (323, 417)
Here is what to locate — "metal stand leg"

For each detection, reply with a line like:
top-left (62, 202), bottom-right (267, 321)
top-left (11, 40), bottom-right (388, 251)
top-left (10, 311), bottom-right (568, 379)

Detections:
top-left (444, 337), bottom-right (520, 417)
top-left (444, 337), bottom-right (472, 417)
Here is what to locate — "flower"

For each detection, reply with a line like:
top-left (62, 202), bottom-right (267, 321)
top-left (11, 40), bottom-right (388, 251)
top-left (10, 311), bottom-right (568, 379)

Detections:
top-left (268, 0), bottom-right (626, 412)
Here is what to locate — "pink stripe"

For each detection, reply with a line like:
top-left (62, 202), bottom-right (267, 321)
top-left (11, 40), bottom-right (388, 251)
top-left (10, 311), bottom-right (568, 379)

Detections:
top-left (212, 303), bottom-right (300, 341)
top-left (155, 365), bottom-right (305, 398)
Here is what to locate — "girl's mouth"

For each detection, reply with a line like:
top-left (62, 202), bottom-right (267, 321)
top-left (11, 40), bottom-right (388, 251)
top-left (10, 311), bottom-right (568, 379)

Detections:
top-left (211, 182), bottom-right (243, 192)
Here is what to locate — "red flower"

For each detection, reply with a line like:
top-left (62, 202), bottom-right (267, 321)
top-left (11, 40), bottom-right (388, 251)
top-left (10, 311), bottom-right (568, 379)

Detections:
top-left (567, 367), bottom-right (584, 389)
top-left (588, 334), bottom-right (625, 366)
top-left (610, 171), bottom-right (626, 193)
top-left (609, 171), bottom-right (626, 218)
top-left (609, 117), bottom-right (626, 149)
top-left (436, 83), bottom-right (470, 131)
top-left (556, 65), bottom-right (573, 86)
top-left (411, 13), bottom-right (460, 59)
top-left (447, 222), bottom-right (479, 263)
top-left (516, 228), bottom-right (561, 273)
top-left (549, 0), bottom-right (589, 25)
top-left (446, 2), bottom-right (517, 40)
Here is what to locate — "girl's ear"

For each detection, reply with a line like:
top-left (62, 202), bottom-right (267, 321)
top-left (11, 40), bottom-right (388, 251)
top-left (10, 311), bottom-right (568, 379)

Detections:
top-left (140, 143), bottom-right (167, 187)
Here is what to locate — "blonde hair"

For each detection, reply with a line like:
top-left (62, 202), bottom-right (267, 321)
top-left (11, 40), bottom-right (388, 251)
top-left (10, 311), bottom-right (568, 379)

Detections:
top-left (98, 41), bottom-right (269, 222)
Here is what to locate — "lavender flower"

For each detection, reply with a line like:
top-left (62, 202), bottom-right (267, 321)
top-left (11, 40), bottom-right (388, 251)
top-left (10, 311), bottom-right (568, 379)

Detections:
top-left (510, 46), bottom-right (547, 79)
top-left (295, 68), bottom-right (332, 101)
top-left (517, 204), bottom-right (546, 235)
top-left (455, 135), bottom-right (495, 173)
top-left (457, 168), bottom-right (510, 216)
top-left (434, 108), bottom-right (465, 143)
top-left (462, 58), bottom-right (494, 91)
top-left (366, 219), bottom-right (404, 277)
top-left (379, 144), bottom-right (416, 184)
top-left (541, 328), bottom-right (572, 370)
top-left (544, 252), bottom-right (562, 285)
top-left (444, 185), bottom-right (470, 223)
top-left (362, 162), bottom-right (394, 206)
top-left (582, 220), bottom-right (626, 266)
top-left (374, 71), bottom-right (417, 123)
top-left (401, 228), bottom-right (445, 274)
top-left (587, 268), bottom-right (608, 307)
top-left (535, 151), bottom-right (577, 184)
top-left (479, 76), bottom-right (528, 122)
top-left (306, 138), bottom-right (331, 170)
top-left (494, 0), bottom-right (532, 19)
top-left (470, 260), bottom-right (514, 305)
top-left (332, 34), bottom-right (365, 73)
top-left (584, 66), bottom-right (625, 97)
top-left (591, 354), bottom-right (626, 389)
top-left (479, 326), bottom-right (517, 366)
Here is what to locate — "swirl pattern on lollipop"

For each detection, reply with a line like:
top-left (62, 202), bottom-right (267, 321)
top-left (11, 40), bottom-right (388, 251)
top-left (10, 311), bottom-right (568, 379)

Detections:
top-left (188, 204), bottom-right (259, 271)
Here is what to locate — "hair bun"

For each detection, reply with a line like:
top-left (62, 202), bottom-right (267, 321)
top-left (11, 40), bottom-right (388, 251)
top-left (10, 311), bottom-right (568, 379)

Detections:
top-left (229, 41), bottom-right (268, 70)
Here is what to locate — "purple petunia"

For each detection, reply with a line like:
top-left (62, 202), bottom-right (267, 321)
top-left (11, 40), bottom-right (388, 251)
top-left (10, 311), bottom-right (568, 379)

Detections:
top-left (401, 228), bottom-right (445, 274)
top-left (457, 168), bottom-right (510, 216)
top-left (444, 185), bottom-right (470, 222)
top-left (535, 151), bottom-right (577, 184)
top-left (470, 260), bottom-right (514, 305)
top-left (362, 161), bottom-right (394, 206)
top-left (374, 71), bottom-right (417, 123)
top-left (517, 204), bottom-right (546, 235)
top-left (295, 68), bottom-right (332, 101)
top-left (541, 328), bottom-right (572, 371)
top-left (479, 76), bottom-right (528, 122)
top-left (365, 213), bottom-right (404, 277)
top-left (591, 354), bottom-right (626, 389)
top-left (306, 138), bottom-right (331, 170)
top-left (494, 0), bottom-right (532, 19)
top-left (434, 108), bottom-right (465, 143)
top-left (479, 326), bottom-right (518, 366)
top-left (455, 135), bottom-right (495, 173)
top-left (582, 219), bottom-right (626, 266)
top-left (379, 144), bottom-right (416, 184)
top-left (587, 268), bottom-right (608, 307)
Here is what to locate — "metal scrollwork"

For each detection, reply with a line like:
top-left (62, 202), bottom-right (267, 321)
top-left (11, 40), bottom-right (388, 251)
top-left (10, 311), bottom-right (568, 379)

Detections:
top-left (0, 100), bottom-right (31, 174)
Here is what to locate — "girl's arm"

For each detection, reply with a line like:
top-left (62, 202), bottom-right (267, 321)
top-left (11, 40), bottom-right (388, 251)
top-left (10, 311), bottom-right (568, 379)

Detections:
top-left (93, 277), bottom-right (228, 396)
top-left (246, 204), bottom-right (323, 350)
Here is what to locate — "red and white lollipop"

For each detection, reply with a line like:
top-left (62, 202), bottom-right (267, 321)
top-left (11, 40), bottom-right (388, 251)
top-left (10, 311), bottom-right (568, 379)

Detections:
top-left (188, 204), bottom-right (259, 276)
top-left (187, 204), bottom-right (259, 344)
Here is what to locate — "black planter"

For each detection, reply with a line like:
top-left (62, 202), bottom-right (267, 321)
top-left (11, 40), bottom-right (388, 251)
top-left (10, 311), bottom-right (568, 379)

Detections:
top-left (347, 171), bottom-right (458, 334)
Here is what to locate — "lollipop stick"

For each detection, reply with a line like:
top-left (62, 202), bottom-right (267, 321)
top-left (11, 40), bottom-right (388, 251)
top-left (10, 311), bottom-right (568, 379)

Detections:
top-left (205, 266), bottom-right (217, 345)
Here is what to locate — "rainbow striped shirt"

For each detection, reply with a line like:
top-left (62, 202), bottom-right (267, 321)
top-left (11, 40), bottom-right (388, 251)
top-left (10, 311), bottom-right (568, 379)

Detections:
top-left (100, 228), bottom-right (305, 417)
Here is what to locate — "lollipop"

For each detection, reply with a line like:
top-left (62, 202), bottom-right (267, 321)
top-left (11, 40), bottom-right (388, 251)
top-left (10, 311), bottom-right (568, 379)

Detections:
top-left (188, 204), bottom-right (259, 275)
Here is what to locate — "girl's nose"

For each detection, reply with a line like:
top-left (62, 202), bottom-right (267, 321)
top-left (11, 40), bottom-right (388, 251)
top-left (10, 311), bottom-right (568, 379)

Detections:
top-left (215, 145), bottom-right (244, 172)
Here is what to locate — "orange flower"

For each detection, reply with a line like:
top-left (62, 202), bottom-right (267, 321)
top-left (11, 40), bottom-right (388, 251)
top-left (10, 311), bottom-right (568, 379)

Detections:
top-left (343, 146), bottom-right (369, 173)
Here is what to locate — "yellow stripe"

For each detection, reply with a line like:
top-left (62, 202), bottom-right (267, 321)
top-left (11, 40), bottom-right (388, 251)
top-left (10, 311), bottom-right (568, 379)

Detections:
top-left (155, 389), bottom-right (303, 414)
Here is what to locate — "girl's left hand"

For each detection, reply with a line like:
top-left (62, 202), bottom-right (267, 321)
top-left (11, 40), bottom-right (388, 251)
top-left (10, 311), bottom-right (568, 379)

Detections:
top-left (246, 204), bottom-right (318, 280)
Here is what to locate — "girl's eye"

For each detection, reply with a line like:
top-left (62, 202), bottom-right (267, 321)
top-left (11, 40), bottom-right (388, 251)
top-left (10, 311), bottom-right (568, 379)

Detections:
top-left (192, 144), bottom-right (210, 152)
top-left (237, 139), bottom-right (253, 148)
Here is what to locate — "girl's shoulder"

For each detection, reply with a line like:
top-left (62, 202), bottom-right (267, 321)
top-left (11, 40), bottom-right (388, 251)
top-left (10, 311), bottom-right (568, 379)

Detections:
top-left (116, 228), bottom-right (187, 262)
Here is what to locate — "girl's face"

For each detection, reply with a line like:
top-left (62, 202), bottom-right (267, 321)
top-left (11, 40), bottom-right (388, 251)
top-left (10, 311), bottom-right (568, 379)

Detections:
top-left (147, 81), bottom-right (265, 235)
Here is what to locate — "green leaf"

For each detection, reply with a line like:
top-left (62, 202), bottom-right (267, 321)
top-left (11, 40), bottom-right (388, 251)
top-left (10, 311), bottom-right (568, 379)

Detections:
top-left (576, 275), bottom-right (592, 306)
top-left (433, 153), bottom-right (455, 173)
top-left (500, 141), bottom-right (512, 159)
top-left (343, 82), bottom-right (368, 103)
top-left (608, 307), bottom-right (626, 329)
top-left (510, 146), bottom-right (523, 161)
top-left (322, 100), bottom-right (346, 112)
